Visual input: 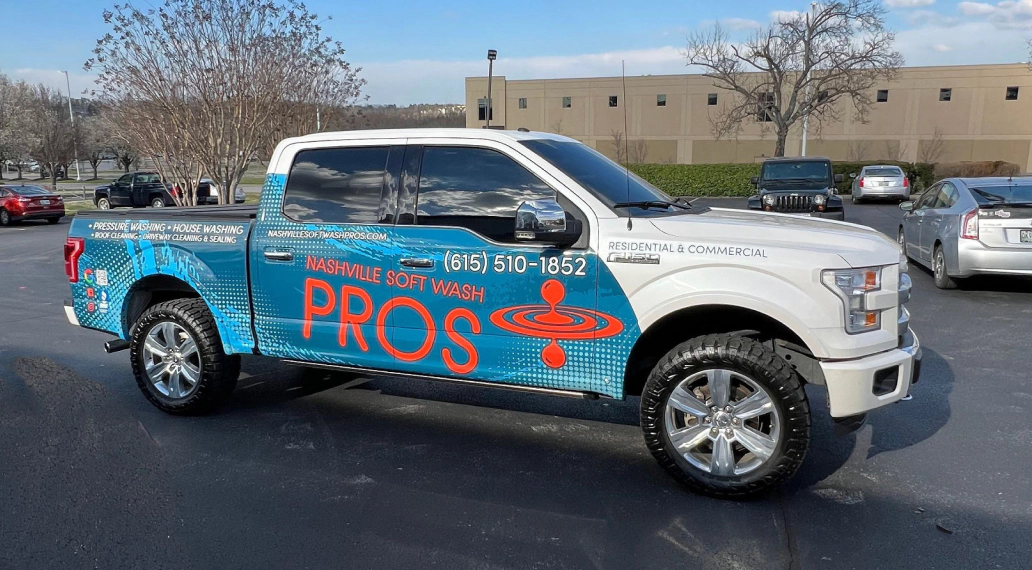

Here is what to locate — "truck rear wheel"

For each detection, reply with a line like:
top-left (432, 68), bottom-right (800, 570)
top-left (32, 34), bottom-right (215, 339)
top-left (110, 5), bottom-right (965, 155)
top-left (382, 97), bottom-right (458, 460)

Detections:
top-left (640, 334), bottom-right (810, 499)
top-left (129, 298), bottom-right (239, 415)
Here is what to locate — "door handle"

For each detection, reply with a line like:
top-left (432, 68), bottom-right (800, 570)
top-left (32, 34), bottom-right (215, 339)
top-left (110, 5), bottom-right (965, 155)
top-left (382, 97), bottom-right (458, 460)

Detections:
top-left (399, 258), bottom-right (434, 269)
top-left (263, 249), bottom-right (294, 262)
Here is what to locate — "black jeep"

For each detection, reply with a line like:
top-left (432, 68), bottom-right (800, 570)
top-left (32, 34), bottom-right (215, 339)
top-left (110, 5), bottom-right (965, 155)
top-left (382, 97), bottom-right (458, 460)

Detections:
top-left (747, 156), bottom-right (845, 221)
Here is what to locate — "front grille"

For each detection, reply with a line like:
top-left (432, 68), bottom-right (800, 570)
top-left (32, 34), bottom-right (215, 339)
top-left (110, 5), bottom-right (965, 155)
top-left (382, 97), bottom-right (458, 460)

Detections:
top-left (772, 194), bottom-right (814, 213)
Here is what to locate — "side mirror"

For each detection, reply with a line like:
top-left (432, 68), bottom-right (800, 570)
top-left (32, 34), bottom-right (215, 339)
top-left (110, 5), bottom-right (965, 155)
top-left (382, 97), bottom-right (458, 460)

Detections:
top-left (849, 173), bottom-right (857, 179)
top-left (899, 201), bottom-right (914, 212)
top-left (834, 173), bottom-right (844, 183)
top-left (515, 199), bottom-right (579, 246)
top-left (750, 176), bottom-right (759, 185)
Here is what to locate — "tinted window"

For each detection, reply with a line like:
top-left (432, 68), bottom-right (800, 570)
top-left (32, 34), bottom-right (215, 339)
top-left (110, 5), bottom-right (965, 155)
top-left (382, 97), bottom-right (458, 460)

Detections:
top-left (0, 189), bottom-right (8, 197)
top-left (416, 146), bottom-right (554, 242)
top-left (283, 146), bottom-right (389, 224)
top-left (520, 139), bottom-right (677, 217)
top-left (10, 185), bottom-right (49, 196)
top-left (135, 173), bottom-right (161, 184)
top-left (761, 161), bottom-right (831, 183)
top-left (116, 174), bottom-right (132, 185)
top-left (865, 167), bottom-right (903, 177)
top-left (916, 184), bottom-right (940, 209)
top-left (968, 184), bottom-right (1032, 205)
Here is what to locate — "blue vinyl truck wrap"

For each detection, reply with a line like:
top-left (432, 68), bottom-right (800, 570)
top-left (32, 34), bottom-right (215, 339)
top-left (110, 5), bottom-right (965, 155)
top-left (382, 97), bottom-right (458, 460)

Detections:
top-left (64, 129), bottom-right (921, 498)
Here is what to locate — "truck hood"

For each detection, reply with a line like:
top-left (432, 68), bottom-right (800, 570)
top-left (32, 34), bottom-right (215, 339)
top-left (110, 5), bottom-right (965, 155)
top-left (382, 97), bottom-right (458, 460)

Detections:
top-left (650, 207), bottom-right (899, 268)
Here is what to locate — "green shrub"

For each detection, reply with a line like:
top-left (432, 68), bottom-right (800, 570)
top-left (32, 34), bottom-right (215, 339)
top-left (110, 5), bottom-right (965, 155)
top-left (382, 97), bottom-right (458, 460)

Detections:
top-left (629, 163), bottom-right (760, 197)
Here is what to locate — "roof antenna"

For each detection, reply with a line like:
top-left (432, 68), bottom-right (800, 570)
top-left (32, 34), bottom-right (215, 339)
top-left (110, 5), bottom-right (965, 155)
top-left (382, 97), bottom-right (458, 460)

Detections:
top-left (622, 59), bottom-right (632, 230)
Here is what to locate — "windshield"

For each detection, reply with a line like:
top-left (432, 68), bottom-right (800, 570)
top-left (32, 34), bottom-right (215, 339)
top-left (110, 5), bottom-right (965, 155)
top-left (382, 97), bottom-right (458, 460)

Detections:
top-left (970, 185), bottom-right (1032, 205)
top-left (520, 139), bottom-right (695, 216)
top-left (865, 167), bottom-right (903, 177)
top-left (8, 185), bottom-right (50, 196)
top-left (761, 161), bottom-right (831, 183)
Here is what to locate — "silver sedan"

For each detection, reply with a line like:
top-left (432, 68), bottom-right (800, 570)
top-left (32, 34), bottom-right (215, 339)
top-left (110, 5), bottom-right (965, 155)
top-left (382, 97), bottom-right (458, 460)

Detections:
top-left (851, 165), bottom-right (910, 203)
top-left (898, 177), bottom-right (1032, 289)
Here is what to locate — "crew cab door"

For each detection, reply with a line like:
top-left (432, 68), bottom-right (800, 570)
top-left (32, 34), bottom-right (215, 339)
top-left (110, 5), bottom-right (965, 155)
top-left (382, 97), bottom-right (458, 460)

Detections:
top-left (109, 173), bottom-right (133, 206)
top-left (250, 141), bottom-right (404, 370)
top-left (388, 142), bottom-right (604, 388)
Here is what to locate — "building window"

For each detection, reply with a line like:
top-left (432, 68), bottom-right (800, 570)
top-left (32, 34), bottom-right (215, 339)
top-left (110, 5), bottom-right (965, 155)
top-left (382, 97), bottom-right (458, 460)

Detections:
top-left (518, 97), bottom-right (527, 109)
top-left (757, 92), bottom-right (775, 122)
top-left (562, 96), bottom-right (572, 109)
top-left (657, 94), bottom-right (667, 107)
top-left (1006, 86), bottom-right (1019, 100)
top-left (477, 98), bottom-right (493, 121)
top-left (707, 93), bottom-right (718, 105)
top-left (939, 88), bottom-right (952, 102)
top-left (876, 89), bottom-right (889, 103)
top-left (609, 95), bottom-right (618, 107)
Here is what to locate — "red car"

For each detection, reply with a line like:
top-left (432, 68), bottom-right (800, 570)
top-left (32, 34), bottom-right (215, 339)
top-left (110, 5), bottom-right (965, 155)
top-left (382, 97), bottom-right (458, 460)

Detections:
top-left (0, 184), bottom-right (65, 226)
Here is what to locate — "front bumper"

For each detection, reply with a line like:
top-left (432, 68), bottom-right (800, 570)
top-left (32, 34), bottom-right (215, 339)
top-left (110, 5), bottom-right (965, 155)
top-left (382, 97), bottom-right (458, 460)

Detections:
top-left (821, 330), bottom-right (921, 418)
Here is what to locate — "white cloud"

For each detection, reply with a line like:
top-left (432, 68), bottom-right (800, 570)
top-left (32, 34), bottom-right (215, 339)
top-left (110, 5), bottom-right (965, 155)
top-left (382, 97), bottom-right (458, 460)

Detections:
top-left (904, 9), bottom-right (960, 26)
top-left (12, 69), bottom-right (97, 97)
top-left (931, 43), bottom-right (952, 52)
top-left (885, 0), bottom-right (936, 7)
top-left (893, 20), bottom-right (1029, 65)
top-left (770, 10), bottom-right (805, 23)
top-left (720, 17), bottom-right (763, 30)
top-left (957, 0), bottom-right (1032, 29)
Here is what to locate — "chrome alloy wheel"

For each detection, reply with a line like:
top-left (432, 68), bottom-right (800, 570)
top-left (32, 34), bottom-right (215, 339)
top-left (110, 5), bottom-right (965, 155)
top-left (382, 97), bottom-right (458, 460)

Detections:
top-left (142, 322), bottom-right (201, 399)
top-left (934, 250), bottom-right (946, 280)
top-left (664, 368), bottom-right (781, 477)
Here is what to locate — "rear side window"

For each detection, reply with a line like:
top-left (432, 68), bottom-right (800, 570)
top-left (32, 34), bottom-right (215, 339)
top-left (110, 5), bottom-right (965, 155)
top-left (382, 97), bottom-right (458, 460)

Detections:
top-left (935, 183), bottom-right (959, 208)
top-left (416, 146), bottom-right (554, 243)
top-left (135, 173), bottom-right (162, 184)
top-left (283, 146), bottom-right (390, 224)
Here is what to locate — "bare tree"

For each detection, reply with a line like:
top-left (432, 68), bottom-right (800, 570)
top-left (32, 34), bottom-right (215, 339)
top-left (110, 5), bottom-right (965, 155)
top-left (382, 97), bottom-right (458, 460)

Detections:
top-left (629, 139), bottom-right (649, 164)
top-left (919, 127), bottom-right (946, 164)
top-left (27, 85), bottom-right (75, 189)
top-left (0, 73), bottom-right (34, 180)
top-left (847, 140), bottom-right (870, 162)
top-left (610, 130), bottom-right (626, 164)
top-left (551, 120), bottom-right (565, 135)
top-left (110, 138), bottom-right (135, 173)
top-left (685, 0), bottom-right (903, 156)
top-left (88, 0), bottom-right (364, 204)
top-left (76, 114), bottom-right (111, 180)
top-left (882, 139), bottom-right (907, 162)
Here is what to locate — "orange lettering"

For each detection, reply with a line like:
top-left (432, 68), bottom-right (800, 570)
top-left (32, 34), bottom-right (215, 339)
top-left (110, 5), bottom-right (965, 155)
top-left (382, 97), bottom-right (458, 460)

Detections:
top-left (339, 285), bottom-right (373, 351)
top-left (443, 308), bottom-right (480, 374)
top-left (303, 278), bottom-right (335, 339)
top-left (377, 297), bottom-right (436, 362)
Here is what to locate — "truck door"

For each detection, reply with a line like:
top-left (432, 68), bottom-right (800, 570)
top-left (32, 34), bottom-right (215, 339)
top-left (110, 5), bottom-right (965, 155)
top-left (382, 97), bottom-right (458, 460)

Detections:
top-left (109, 173), bottom-right (133, 206)
top-left (250, 142), bottom-right (404, 370)
top-left (389, 143), bottom-right (607, 388)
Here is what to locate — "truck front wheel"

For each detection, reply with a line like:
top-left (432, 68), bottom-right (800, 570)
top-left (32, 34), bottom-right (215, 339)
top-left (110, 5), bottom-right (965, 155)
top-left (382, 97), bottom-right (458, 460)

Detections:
top-left (129, 299), bottom-right (240, 415)
top-left (640, 334), bottom-right (810, 498)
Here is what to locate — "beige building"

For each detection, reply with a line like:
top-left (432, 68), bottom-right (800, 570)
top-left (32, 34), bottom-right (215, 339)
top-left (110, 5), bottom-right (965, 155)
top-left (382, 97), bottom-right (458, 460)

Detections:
top-left (465, 63), bottom-right (1032, 170)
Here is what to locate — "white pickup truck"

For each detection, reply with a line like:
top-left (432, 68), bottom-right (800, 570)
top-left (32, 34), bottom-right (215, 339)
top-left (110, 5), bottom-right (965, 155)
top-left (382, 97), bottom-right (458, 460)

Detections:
top-left (64, 129), bottom-right (920, 498)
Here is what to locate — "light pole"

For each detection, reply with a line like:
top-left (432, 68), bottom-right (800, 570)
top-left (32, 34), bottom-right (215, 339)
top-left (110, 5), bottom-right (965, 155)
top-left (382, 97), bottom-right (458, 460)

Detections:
top-left (485, 49), bottom-right (497, 128)
top-left (800, 2), bottom-right (818, 157)
top-left (61, 71), bottom-right (81, 181)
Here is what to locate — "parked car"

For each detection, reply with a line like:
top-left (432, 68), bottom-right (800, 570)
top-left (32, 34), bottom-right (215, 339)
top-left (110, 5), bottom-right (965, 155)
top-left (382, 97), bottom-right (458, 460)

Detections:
top-left (63, 128), bottom-right (919, 498)
top-left (0, 184), bottom-right (65, 226)
top-left (899, 177), bottom-right (1032, 289)
top-left (850, 165), bottom-right (910, 203)
top-left (197, 178), bottom-right (247, 204)
top-left (748, 156), bottom-right (845, 220)
top-left (94, 171), bottom-right (174, 209)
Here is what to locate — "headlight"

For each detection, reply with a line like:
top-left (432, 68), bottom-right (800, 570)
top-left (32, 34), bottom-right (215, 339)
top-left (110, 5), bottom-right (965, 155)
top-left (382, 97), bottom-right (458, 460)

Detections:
top-left (813, 194), bottom-right (826, 206)
top-left (762, 194), bottom-right (775, 205)
top-left (822, 267), bottom-right (882, 334)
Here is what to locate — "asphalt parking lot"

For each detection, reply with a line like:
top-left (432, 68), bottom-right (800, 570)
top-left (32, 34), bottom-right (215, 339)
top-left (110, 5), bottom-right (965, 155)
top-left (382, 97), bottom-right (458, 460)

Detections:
top-left (1, 201), bottom-right (1030, 570)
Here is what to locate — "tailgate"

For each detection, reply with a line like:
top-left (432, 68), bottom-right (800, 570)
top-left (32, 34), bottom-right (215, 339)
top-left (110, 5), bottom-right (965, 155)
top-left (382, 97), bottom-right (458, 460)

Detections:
top-left (977, 208), bottom-right (1032, 249)
top-left (66, 212), bottom-right (256, 354)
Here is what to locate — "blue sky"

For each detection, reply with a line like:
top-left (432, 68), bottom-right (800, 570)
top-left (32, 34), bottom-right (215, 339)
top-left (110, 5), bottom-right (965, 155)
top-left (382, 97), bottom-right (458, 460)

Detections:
top-left (4, 0), bottom-right (1032, 104)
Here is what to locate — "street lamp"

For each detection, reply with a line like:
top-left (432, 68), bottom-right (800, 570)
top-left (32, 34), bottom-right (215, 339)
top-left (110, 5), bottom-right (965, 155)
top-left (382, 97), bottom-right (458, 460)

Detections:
top-left (61, 71), bottom-right (81, 181)
top-left (485, 49), bottom-right (497, 128)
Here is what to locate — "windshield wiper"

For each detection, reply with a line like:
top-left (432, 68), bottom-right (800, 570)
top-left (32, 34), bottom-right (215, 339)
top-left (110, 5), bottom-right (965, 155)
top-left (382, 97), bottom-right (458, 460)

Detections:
top-left (612, 200), bottom-right (692, 211)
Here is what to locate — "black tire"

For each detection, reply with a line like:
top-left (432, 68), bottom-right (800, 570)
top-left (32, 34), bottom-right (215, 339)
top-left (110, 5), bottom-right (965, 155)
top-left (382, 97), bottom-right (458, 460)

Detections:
top-left (129, 298), bottom-right (240, 415)
top-left (47, 217), bottom-right (61, 225)
top-left (898, 227), bottom-right (910, 260)
top-left (96, 197), bottom-right (111, 209)
top-left (150, 196), bottom-right (165, 208)
top-left (0, 208), bottom-right (10, 226)
top-left (933, 245), bottom-right (958, 290)
top-left (641, 334), bottom-right (810, 499)
top-left (851, 193), bottom-right (860, 204)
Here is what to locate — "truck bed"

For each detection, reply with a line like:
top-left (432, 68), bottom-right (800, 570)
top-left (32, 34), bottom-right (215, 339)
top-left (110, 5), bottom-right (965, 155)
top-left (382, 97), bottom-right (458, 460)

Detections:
top-left (76, 204), bottom-right (258, 221)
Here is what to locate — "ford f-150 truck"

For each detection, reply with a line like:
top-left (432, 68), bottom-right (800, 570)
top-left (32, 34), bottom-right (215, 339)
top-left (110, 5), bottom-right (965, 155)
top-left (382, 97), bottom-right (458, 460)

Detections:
top-left (63, 129), bottom-right (920, 498)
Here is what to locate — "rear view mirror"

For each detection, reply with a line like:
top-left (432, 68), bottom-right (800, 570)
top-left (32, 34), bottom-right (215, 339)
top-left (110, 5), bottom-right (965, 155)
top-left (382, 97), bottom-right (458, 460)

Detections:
top-left (750, 176), bottom-right (759, 185)
top-left (899, 201), bottom-right (914, 212)
top-left (834, 173), bottom-right (844, 183)
top-left (515, 200), bottom-right (579, 246)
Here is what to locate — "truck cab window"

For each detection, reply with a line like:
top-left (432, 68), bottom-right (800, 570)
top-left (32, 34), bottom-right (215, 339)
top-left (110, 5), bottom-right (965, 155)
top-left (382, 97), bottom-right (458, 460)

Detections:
top-left (282, 146), bottom-right (390, 224)
top-left (415, 146), bottom-right (555, 243)
top-left (116, 174), bottom-right (132, 185)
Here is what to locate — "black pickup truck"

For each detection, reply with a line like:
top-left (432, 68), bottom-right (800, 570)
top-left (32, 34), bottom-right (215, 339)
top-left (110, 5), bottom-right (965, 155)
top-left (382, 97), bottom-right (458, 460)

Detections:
top-left (747, 156), bottom-right (845, 221)
top-left (94, 172), bottom-right (175, 209)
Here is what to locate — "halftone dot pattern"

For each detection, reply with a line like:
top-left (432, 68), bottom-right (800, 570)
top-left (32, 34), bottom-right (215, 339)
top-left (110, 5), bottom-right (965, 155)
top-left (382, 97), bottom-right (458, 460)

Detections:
top-left (69, 171), bottom-right (644, 399)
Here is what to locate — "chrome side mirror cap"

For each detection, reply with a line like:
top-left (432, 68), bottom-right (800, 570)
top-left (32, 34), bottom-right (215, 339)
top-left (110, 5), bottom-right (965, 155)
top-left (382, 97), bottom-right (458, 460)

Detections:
top-left (515, 199), bottom-right (578, 246)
